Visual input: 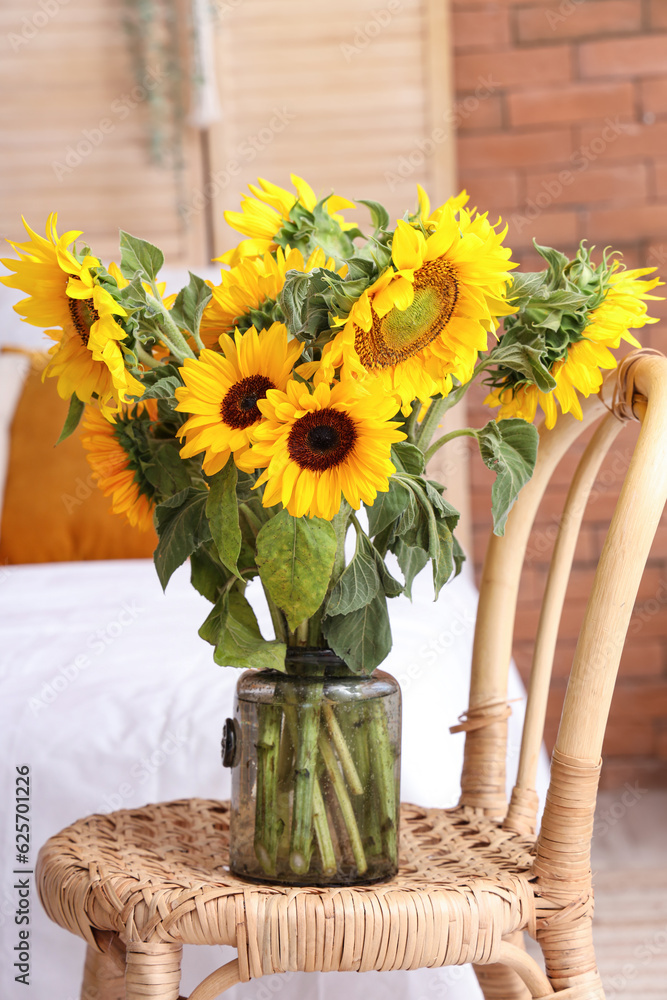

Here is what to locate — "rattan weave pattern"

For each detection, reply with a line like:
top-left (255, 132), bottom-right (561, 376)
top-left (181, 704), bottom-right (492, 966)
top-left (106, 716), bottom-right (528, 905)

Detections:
top-left (37, 797), bottom-right (538, 979)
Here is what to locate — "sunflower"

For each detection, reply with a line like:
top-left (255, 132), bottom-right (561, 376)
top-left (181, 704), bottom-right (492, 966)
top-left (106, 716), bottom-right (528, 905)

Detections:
top-left (416, 184), bottom-right (470, 226)
top-left (486, 266), bottom-right (663, 428)
top-left (175, 323), bottom-right (303, 475)
top-left (1, 215), bottom-right (143, 417)
top-left (240, 378), bottom-right (406, 520)
top-left (200, 246), bottom-right (345, 349)
top-left (321, 206), bottom-right (516, 412)
top-left (81, 401), bottom-right (158, 530)
top-left (220, 175), bottom-right (355, 266)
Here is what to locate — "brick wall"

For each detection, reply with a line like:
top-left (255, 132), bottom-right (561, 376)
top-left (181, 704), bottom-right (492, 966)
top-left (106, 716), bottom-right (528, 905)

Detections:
top-left (451, 0), bottom-right (667, 788)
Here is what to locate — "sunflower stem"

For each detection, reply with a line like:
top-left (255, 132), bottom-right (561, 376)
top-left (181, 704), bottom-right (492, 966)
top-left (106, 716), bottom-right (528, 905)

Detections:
top-left (322, 701), bottom-right (363, 796)
top-left (288, 685), bottom-right (323, 874)
top-left (415, 378), bottom-right (474, 450)
top-left (284, 704), bottom-right (336, 876)
top-left (240, 503), bottom-right (263, 538)
top-left (423, 427), bottom-right (478, 464)
top-left (135, 343), bottom-right (161, 370)
top-left (403, 398), bottom-right (421, 443)
top-left (146, 290), bottom-right (197, 361)
top-left (253, 702), bottom-right (283, 876)
top-left (368, 699), bottom-right (398, 867)
top-left (317, 727), bottom-right (368, 875)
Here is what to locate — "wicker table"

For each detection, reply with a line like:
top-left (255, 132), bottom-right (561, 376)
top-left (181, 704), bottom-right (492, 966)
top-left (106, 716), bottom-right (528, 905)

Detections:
top-left (37, 796), bottom-right (541, 1000)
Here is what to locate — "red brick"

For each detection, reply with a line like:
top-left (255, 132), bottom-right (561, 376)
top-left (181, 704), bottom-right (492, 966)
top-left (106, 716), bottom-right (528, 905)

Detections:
top-left (603, 719), bottom-right (655, 756)
top-left (640, 77), bottom-right (667, 116)
top-left (516, 1), bottom-right (642, 44)
top-left (456, 94), bottom-right (504, 132)
top-left (458, 170), bottom-right (521, 208)
top-left (646, 240), bottom-right (667, 271)
top-left (508, 82), bottom-right (635, 128)
top-left (458, 127), bottom-right (573, 170)
top-left (584, 203), bottom-right (667, 243)
top-left (455, 45), bottom-right (572, 92)
top-left (452, 0), bottom-right (555, 7)
top-left (649, 0), bottom-right (667, 30)
top-left (619, 640), bottom-right (665, 678)
top-left (525, 163), bottom-right (632, 207)
top-left (580, 35), bottom-right (667, 79)
top-left (453, 8), bottom-right (511, 51)
top-left (654, 161), bottom-right (667, 199)
top-left (507, 208), bottom-right (580, 249)
top-left (577, 120), bottom-right (667, 162)
top-left (599, 757), bottom-right (667, 789)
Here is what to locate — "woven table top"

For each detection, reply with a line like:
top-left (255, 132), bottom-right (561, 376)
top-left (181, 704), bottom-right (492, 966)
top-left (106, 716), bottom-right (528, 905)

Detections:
top-left (37, 798), bottom-right (539, 978)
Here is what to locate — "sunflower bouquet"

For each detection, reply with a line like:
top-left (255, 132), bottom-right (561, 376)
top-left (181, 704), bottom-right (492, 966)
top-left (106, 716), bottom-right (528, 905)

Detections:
top-left (2, 176), bottom-right (661, 884)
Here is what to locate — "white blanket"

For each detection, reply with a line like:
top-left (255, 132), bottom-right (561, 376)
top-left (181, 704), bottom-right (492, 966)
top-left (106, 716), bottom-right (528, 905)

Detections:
top-left (0, 558), bottom-right (547, 999)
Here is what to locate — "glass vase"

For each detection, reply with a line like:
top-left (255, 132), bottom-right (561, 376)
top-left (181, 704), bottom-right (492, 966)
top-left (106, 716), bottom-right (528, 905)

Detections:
top-left (222, 648), bottom-right (401, 886)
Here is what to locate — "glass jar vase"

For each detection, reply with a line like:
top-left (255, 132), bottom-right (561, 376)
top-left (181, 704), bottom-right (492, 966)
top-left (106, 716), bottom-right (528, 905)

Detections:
top-left (222, 648), bottom-right (401, 886)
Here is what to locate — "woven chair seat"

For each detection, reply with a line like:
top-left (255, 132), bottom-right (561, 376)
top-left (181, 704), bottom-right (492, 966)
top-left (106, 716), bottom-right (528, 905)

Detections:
top-left (37, 797), bottom-right (538, 979)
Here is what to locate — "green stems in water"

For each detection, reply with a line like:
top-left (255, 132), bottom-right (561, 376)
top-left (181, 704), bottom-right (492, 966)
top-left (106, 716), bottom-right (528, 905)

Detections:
top-left (289, 686), bottom-right (323, 874)
top-left (317, 729), bottom-right (367, 875)
top-left (253, 704), bottom-right (283, 875)
top-left (369, 700), bottom-right (398, 867)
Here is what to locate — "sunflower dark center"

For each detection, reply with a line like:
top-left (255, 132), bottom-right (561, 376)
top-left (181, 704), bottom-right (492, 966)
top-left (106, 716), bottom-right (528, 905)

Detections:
top-left (220, 374), bottom-right (275, 429)
top-left (287, 408), bottom-right (357, 472)
top-left (354, 256), bottom-right (459, 371)
top-left (67, 295), bottom-right (100, 347)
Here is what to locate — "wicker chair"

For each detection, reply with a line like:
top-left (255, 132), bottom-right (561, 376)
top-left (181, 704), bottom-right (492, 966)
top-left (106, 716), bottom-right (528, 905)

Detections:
top-left (37, 349), bottom-right (667, 1000)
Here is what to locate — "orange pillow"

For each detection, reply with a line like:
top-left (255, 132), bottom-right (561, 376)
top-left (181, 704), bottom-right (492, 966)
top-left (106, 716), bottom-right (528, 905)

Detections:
top-left (0, 353), bottom-right (157, 564)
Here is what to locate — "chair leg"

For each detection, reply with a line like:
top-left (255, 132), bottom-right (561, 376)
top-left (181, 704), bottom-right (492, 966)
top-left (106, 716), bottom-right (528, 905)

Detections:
top-left (81, 943), bottom-right (126, 1000)
top-left (537, 917), bottom-right (605, 997)
top-left (124, 942), bottom-right (183, 1000)
top-left (474, 931), bottom-right (531, 1000)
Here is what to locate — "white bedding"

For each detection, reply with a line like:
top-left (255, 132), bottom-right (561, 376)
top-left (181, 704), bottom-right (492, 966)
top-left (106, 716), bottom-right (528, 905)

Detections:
top-left (0, 557), bottom-right (548, 999)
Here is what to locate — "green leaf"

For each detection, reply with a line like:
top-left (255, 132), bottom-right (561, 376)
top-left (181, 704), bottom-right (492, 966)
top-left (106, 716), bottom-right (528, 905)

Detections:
top-left (312, 198), bottom-right (356, 262)
top-left (153, 487), bottom-right (211, 589)
top-left (357, 198), bottom-right (389, 231)
top-left (432, 518), bottom-right (455, 599)
top-left (373, 549), bottom-right (404, 598)
top-left (394, 538), bottom-right (429, 598)
top-left (199, 587), bottom-right (286, 671)
top-left (140, 375), bottom-right (182, 400)
top-left (256, 510), bottom-right (337, 630)
top-left (325, 534), bottom-right (380, 616)
top-left (169, 272), bottom-right (213, 338)
top-left (190, 543), bottom-right (231, 602)
top-left (143, 442), bottom-right (193, 496)
top-left (206, 460), bottom-right (243, 579)
top-left (56, 393), bottom-right (85, 444)
top-left (119, 231), bottom-right (164, 282)
top-left (477, 419), bottom-right (539, 536)
top-left (365, 479), bottom-right (410, 536)
top-left (534, 242), bottom-right (570, 283)
top-left (452, 535), bottom-right (466, 578)
top-left (488, 329), bottom-right (557, 393)
top-left (392, 441), bottom-right (425, 476)
top-left (322, 591), bottom-right (392, 674)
